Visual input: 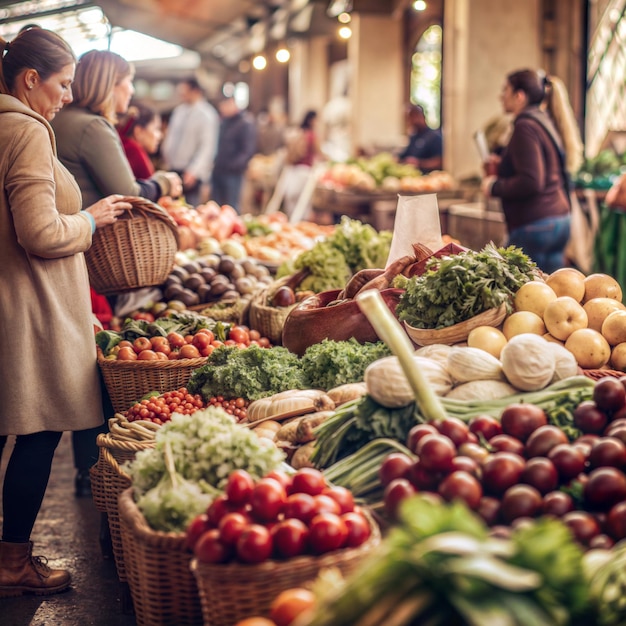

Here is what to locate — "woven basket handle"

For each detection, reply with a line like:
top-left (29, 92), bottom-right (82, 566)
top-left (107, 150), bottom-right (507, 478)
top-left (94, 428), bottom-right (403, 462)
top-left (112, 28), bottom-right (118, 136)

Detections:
top-left (119, 196), bottom-right (180, 243)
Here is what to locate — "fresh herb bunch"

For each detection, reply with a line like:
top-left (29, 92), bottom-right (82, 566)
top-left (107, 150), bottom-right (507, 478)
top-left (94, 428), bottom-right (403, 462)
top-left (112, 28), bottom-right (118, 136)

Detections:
top-left (396, 243), bottom-right (539, 329)
top-left (187, 345), bottom-right (307, 401)
top-left (300, 338), bottom-right (391, 390)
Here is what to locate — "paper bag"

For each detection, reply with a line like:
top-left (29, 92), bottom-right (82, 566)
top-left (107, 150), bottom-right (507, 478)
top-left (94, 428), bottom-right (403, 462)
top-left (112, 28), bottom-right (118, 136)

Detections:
top-left (385, 193), bottom-right (444, 268)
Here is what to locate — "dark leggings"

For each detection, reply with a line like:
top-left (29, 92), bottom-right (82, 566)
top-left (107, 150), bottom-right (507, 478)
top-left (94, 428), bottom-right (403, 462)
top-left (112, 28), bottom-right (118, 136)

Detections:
top-left (0, 431), bottom-right (62, 543)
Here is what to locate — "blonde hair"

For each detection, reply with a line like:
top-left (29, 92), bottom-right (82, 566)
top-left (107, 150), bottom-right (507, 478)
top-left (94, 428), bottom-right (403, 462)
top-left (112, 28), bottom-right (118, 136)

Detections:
top-left (71, 50), bottom-right (132, 123)
top-left (546, 75), bottom-right (584, 175)
top-left (0, 26), bottom-right (75, 95)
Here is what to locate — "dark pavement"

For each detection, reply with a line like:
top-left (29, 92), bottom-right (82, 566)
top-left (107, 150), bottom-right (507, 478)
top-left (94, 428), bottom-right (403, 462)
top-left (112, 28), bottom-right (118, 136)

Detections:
top-left (0, 433), bottom-right (137, 626)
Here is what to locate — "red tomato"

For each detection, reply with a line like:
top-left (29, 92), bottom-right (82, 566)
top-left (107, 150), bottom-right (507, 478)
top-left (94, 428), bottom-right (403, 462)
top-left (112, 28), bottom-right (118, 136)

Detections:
top-left (192, 333), bottom-right (213, 350)
top-left (200, 345), bottom-right (215, 357)
top-left (308, 513), bottom-right (348, 554)
top-left (196, 328), bottom-right (215, 342)
top-left (229, 326), bottom-right (250, 345)
top-left (166, 332), bottom-right (186, 348)
top-left (272, 518), bottom-right (309, 558)
top-left (384, 478), bottom-right (416, 521)
top-left (154, 352), bottom-right (168, 361)
top-left (283, 493), bottom-right (317, 524)
top-left (226, 470), bottom-right (255, 506)
top-left (290, 468), bottom-right (326, 496)
top-left (249, 329), bottom-right (261, 341)
top-left (133, 337), bottom-right (152, 353)
top-left (118, 340), bottom-right (134, 349)
top-left (117, 346), bottom-right (138, 361)
top-left (312, 494), bottom-right (341, 516)
top-left (137, 349), bottom-right (159, 361)
top-left (194, 529), bottom-right (230, 564)
top-left (269, 588), bottom-right (316, 626)
top-left (236, 524), bottom-right (273, 563)
top-left (153, 342), bottom-right (171, 356)
top-left (265, 469), bottom-right (293, 492)
top-left (185, 513), bottom-right (212, 551)
top-left (206, 494), bottom-right (230, 526)
top-left (341, 512), bottom-right (371, 548)
top-left (150, 336), bottom-right (169, 348)
top-left (321, 486), bottom-right (355, 514)
top-left (218, 512), bottom-right (250, 547)
top-left (132, 311), bottom-right (155, 323)
top-left (179, 344), bottom-right (201, 359)
top-left (250, 478), bottom-right (287, 522)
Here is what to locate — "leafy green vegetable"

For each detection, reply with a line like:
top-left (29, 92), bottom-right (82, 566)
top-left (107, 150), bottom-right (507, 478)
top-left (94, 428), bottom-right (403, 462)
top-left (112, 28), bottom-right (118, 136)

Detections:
top-left (300, 338), bottom-right (390, 390)
top-left (276, 217), bottom-right (392, 293)
top-left (187, 345), bottom-right (307, 401)
top-left (396, 243), bottom-right (539, 329)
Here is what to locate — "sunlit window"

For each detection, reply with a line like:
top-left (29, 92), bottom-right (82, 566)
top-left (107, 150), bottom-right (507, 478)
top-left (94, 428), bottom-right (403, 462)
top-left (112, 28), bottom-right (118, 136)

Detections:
top-left (0, 0), bottom-right (189, 62)
top-left (410, 24), bottom-right (442, 128)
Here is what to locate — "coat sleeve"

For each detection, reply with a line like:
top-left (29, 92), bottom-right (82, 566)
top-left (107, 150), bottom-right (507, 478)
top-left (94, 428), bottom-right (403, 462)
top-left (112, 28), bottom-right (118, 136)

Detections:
top-left (186, 108), bottom-right (219, 179)
top-left (79, 117), bottom-right (162, 201)
top-left (6, 122), bottom-right (93, 259)
top-left (491, 122), bottom-right (546, 200)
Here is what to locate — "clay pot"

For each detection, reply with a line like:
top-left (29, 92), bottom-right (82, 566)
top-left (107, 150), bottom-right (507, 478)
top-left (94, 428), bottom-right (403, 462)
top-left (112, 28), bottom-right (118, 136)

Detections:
top-left (281, 288), bottom-right (405, 356)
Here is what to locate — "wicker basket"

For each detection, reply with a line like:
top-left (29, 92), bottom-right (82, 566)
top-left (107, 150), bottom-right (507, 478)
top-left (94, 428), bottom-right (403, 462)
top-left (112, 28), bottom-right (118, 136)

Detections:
top-left (189, 296), bottom-right (251, 325)
top-left (583, 368), bottom-right (625, 380)
top-left (248, 276), bottom-right (298, 345)
top-left (190, 513), bottom-right (381, 626)
top-left (97, 353), bottom-right (207, 414)
top-left (118, 487), bottom-right (202, 626)
top-left (85, 196), bottom-right (179, 295)
top-left (404, 303), bottom-right (508, 346)
top-left (97, 432), bottom-right (155, 583)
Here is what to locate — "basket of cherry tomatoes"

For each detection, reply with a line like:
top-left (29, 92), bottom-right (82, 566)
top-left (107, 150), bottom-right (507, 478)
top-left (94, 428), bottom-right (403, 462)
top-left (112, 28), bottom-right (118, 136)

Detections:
top-left (187, 467), bottom-right (380, 626)
top-left (98, 324), bottom-right (271, 414)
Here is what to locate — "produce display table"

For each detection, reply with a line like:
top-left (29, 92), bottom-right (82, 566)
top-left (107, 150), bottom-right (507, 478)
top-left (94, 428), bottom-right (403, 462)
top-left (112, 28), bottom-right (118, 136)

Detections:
top-left (312, 186), bottom-right (463, 231)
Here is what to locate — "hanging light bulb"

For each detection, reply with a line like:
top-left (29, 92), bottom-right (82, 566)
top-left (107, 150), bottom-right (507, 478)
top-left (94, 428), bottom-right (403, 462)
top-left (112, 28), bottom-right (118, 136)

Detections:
top-left (252, 55), bottom-right (267, 70)
top-left (338, 12), bottom-right (351, 24)
top-left (413, 0), bottom-right (427, 11)
top-left (275, 48), bottom-right (290, 63)
top-left (338, 25), bottom-right (352, 39)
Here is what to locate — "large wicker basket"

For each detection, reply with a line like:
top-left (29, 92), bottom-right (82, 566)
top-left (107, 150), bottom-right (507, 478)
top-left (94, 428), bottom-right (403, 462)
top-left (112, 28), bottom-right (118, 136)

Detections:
top-left (118, 487), bottom-right (202, 626)
top-left (583, 368), bottom-right (625, 380)
top-left (190, 512), bottom-right (381, 626)
top-left (95, 431), bottom-right (155, 583)
top-left (403, 303), bottom-right (508, 346)
top-left (97, 353), bottom-right (207, 414)
top-left (85, 196), bottom-right (179, 295)
top-left (248, 276), bottom-right (299, 345)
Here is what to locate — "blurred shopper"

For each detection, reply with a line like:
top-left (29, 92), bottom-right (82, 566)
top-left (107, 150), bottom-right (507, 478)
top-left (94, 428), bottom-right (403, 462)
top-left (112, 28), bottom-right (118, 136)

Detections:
top-left (51, 49), bottom-right (181, 496)
top-left (211, 96), bottom-right (257, 212)
top-left (481, 69), bottom-right (584, 274)
top-left (398, 103), bottom-right (443, 173)
top-left (256, 108), bottom-right (286, 156)
top-left (161, 77), bottom-right (219, 206)
top-left (117, 103), bottom-right (163, 179)
top-left (0, 26), bottom-right (131, 595)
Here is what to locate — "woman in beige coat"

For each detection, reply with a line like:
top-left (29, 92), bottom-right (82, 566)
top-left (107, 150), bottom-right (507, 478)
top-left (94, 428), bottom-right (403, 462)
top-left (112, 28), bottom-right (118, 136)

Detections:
top-left (0, 27), bottom-right (131, 596)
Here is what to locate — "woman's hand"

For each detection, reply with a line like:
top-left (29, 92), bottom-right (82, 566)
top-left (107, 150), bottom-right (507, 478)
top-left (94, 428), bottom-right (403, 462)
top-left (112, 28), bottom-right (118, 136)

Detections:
top-left (85, 195), bottom-right (132, 228)
top-left (481, 175), bottom-right (497, 198)
top-left (165, 172), bottom-right (183, 198)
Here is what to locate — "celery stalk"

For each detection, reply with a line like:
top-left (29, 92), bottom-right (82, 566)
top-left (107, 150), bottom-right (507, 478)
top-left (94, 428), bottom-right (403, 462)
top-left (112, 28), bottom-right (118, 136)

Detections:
top-left (356, 289), bottom-right (448, 423)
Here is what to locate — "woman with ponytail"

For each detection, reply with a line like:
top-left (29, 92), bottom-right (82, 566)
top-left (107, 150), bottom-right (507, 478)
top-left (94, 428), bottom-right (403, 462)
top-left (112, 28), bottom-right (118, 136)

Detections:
top-left (482, 69), bottom-right (584, 273)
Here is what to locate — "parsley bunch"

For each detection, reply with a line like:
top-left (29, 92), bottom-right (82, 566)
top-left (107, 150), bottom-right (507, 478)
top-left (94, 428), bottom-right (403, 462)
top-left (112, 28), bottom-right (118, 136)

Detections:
top-left (396, 244), bottom-right (538, 329)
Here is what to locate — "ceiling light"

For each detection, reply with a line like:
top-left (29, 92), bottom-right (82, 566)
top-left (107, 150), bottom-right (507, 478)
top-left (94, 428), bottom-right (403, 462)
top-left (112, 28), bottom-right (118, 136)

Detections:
top-left (327, 0), bottom-right (353, 18)
top-left (275, 48), bottom-right (290, 63)
top-left (337, 12), bottom-right (351, 24)
top-left (413, 0), bottom-right (427, 10)
top-left (338, 26), bottom-right (352, 40)
top-left (252, 54), bottom-right (267, 70)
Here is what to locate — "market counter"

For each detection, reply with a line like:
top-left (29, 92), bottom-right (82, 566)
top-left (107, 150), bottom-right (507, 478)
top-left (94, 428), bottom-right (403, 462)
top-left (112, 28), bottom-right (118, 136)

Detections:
top-left (445, 201), bottom-right (508, 250)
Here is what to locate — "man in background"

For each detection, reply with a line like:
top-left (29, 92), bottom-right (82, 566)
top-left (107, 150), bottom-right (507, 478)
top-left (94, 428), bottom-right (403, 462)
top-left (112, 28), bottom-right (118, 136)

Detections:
top-left (161, 77), bottom-right (219, 206)
top-left (211, 96), bottom-right (257, 212)
top-left (399, 103), bottom-right (443, 173)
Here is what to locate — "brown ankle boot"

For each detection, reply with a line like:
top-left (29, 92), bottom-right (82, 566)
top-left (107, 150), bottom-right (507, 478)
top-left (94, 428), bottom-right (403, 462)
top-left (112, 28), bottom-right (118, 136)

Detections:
top-left (0, 541), bottom-right (71, 597)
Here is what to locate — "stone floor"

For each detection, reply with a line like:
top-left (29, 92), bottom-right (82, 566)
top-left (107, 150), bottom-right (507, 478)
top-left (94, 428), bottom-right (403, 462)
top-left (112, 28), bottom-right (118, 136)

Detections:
top-left (0, 433), bottom-right (137, 626)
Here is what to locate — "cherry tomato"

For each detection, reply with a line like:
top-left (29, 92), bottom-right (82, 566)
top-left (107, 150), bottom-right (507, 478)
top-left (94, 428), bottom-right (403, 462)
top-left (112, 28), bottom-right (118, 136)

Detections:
top-left (283, 493), bottom-right (317, 524)
top-left (192, 333), bottom-right (213, 350)
top-left (588, 437), bottom-right (626, 470)
top-left (185, 513), bottom-right (212, 551)
top-left (542, 491), bottom-right (575, 517)
top-left (194, 529), bottom-right (230, 563)
top-left (438, 470), bottom-right (483, 509)
top-left (312, 494), bottom-right (341, 516)
top-left (265, 469), bottom-right (293, 492)
top-left (481, 452), bottom-right (525, 496)
top-left (436, 417), bottom-right (470, 447)
top-left (342, 511), bottom-right (371, 548)
top-left (606, 501), bottom-right (626, 540)
top-left (249, 329), bottom-right (261, 341)
top-left (269, 588), bottom-right (316, 626)
top-left (520, 457), bottom-right (559, 494)
top-left (548, 444), bottom-right (586, 480)
top-left (573, 401), bottom-right (609, 434)
top-left (562, 511), bottom-right (601, 546)
top-left (499, 484), bottom-right (543, 523)
top-left (229, 326), bottom-right (250, 345)
top-left (250, 478), bottom-right (287, 522)
top-left (406, 423), bottom-right (438, 454)
top-left (272, 518), bottom-right (309, 558)
top-left (468, 414), bottom-right (502, 441)
top-left (378, 452), bottom-right (414, 487)
top-left (525, 425), bottom-right (569, 458)
top-left (583, 466), bottom-right (626, 510)
top-left (206, 494), bottom-right (230, 527)
top-left (290, 468), bottom-right (326, 496)
top-left (500, 403), bottom-right (548, 442)
top-left (236, 524), bottom-right (273, 563)
top-left (308, 513), bottom-right (348, 554)
top-left (226, 470), bottom-right (255, 506)
top-left (594, 377), bottom-right (626, 413)
top-left (477, 496), bottom-right (501, 526)
top-left (488, 434), bottom-right (525, 456)
top-left (415, 434), bottom-right (456, 472)
top-left (383, 478), bottom-right (416, 521)
top-left (449, 455), bottom-right (480, 478)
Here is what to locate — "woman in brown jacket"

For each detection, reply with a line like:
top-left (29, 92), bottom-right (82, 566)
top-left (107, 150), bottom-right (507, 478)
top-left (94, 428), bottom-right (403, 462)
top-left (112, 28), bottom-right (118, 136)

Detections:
top-left (0, 27), bottom-right (131, 596)
top-left (482, 69), bottom-right (583, 273)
